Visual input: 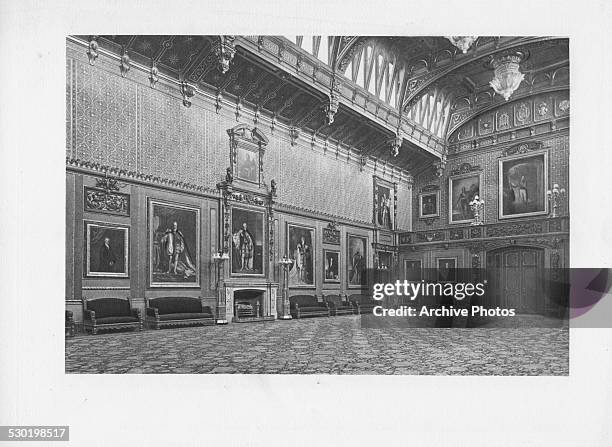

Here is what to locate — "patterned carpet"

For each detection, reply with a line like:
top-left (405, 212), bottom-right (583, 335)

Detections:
top-left (65, 316), bottom-right (569, 375)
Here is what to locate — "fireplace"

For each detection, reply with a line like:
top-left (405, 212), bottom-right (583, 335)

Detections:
top-left (223, 282), bottom-right (278, 323)
top-left (234, 290), bottom-right (264, 320)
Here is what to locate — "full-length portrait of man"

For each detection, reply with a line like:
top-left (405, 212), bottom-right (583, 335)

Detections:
top-left (162, 221), bottom-right (196, 278)
top-left (235, 222), bottom-right (254, 271)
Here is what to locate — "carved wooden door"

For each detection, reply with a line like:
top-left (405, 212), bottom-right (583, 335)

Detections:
top-left (486, 247), bottom-right (544, 313)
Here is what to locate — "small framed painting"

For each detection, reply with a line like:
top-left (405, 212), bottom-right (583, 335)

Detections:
top-left (84, 221), bottom-right (129, 278)
top-left (437, 257), bottom-right (457, 283)
top-left (323, 249), bottom-right (340, 283)
top-left (419, 190), bottom-right (440, 218)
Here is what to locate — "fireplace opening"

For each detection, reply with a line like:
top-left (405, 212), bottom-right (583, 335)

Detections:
top-left (234, 290), bottom-right (265, 320)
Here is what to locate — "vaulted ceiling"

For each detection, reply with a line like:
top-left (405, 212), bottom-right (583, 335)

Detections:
top-left (71, 35), bottom-right (569, 176)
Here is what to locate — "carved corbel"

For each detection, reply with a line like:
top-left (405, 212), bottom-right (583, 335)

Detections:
top-left (215, 90), bottom-right (223, 114)
top-left (389, 131), bottom-right (403, 157)
top-left (269, 112), bottom-right (277, 133)
top-left (359, 155), bottom-right (367, 172)
top-left (324, 76), bottom-right (341, 125)
top-left (433, 155), bottom-right (447, 178)
top-left (148, 62), bottom-right (159, 88)
top-left (87, 36), bottom-right (99, 65)
top-left (119, 49), bottom-right (131, 77)
top-left (235, 97), bottom-right (242, 121)
top-left (289, 127), bottom-right (299, 146)
top-left (212, 36), bottom-right (236, 74)
top-left (180, 82), bottom-right (195, 108)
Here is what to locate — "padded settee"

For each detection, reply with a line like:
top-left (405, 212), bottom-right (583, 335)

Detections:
top-left (83, 297), bottom-right (143, 335)
top-left (289, 295), bottom-right (330, 319)
top-left (324, 294), bottom-right (356, 316)
top-left (349, 294), bottom-right (378, 315)
top-left (145, 296), bottom-right (215, 329)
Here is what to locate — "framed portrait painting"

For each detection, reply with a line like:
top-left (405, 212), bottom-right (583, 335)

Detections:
top-left (419, 190), bottom-right (440, 218)
top-left (448, 172), bottom-right (482, 224)
top-left (347, 234), bottom-right (367, 288)
top-left (404, 259), bottom-right (422, 281)
top-left (84, 221), bottom-right (129, 278)
top-left (148, 199), bottom-right (200, 288)
top-left (236, 146), bottom-right (259, 184)
top-left (287, 224), bottom-right (315, 287)
top-left (231, 207), bottom-right (265, 276)
top-left (373, 177), bottom-right (394, 230)
top-left (499, 150), bottom-right (548, 219)
top-left (323, 249), bottom-right (340, 283)
top-left (437, 257), bottom-right (457, 283)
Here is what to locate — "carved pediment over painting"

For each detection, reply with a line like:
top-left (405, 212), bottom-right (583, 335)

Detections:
top-left (501, 141), bottom-right (543, 157)
top-left (323, 221), bottom-right (341, 245)
top-left (449, 162), bottom-right (481, 176)
top-left (227, 124), bottom-right (269, 189)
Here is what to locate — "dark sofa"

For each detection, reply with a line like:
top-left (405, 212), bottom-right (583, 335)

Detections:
top-left (349, 294), bottom-right (379, 315)
top-left (83, 297), bottom-right (143, 335)
top-left (324, 294), bottom-right (356, 316)
top-left (289, 295), bottom-right (330, 319)
top-left (146, 296), bottom-right (215, 329)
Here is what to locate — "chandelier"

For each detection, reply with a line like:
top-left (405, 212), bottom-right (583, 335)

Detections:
top-left (489, 52), bottom-right (525, 101)
top-left (445, 36), bottom-right (478, 53)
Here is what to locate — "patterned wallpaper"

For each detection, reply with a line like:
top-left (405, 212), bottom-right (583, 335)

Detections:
top-left (66, 53), bottom-right (409, 227)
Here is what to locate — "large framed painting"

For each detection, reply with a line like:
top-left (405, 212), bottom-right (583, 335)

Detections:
top-left (437, 257), bottom-right (457, 283)
top-left (499, 150), bottom-right (548, 219)
top-left (347, 234), bottom-right (368, 288)
top-left (448, 172), bottom-right (482, 224)
top-left (323, 249), bottom-right (340, 283)
top-left (231, 207), bottom-right (265, 276)
top-left (236, 146), bottom-right (260, 184)
top-left (373, 177), bottom-right (394, 230)
top-left (148, 199), bottom-right (200, 288)
top-left (419, 190), bottom-right (440, 218)
top-left (84, 221), bottom-right (129, 278)
top-left (287, 224), bottom-right (315, 287)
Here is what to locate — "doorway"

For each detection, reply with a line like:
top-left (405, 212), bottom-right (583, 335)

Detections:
top-left (486, 246), bottom-right (545, 313)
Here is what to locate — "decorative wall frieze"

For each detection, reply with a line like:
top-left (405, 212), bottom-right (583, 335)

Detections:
top-left (66, 158), bottom-right (218, 196)
top-left (274, 202), bottom-right (373, 229)
top-left (398, 217), bottom-right (568, 247)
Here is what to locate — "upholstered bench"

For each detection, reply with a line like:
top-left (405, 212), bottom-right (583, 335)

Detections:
top-left (349, 294), bottom-right (378, 315)
top-left (324, 294), bottom-right (356, 316)
top-left (145, 296), bottom-right (215, 329)
top-left (289, 295), bottom-right (330, 319)
top-left (83, 297), bottom-right (143, 335)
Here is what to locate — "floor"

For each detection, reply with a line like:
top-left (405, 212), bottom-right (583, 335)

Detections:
top-left (65, 315), bottom-right (569, 375)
